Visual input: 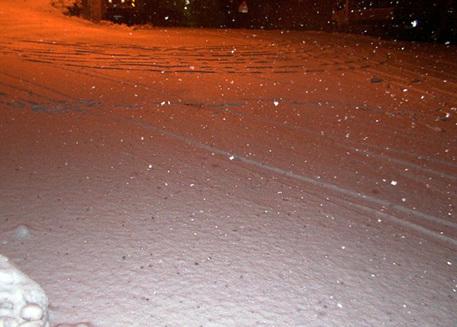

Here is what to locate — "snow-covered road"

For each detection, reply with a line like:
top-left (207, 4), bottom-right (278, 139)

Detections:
top-left (1, 1), bottom-right (456, 326)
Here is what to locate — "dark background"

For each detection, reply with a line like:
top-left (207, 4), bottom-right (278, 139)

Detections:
top-left (97, 0), bottom-right (457, 42)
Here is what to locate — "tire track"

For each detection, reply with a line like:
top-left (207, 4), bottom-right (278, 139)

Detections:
top-left (101, 109), bottom-right (457, 248)
top-left (5, 54), bottom-right (454, 185)
top-left (3, 39), bottom-right (391, 76)
top-left (3, 39), bottom-right (456, 247)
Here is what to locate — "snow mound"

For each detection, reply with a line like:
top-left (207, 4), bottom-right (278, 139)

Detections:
top-left (14, 225), bottom-right (32, 241)
top-left (0, 255), bottom-right (49, 327)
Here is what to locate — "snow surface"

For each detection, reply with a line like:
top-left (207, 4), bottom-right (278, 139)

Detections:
top-left (0, 0), bottom-right (456, 326)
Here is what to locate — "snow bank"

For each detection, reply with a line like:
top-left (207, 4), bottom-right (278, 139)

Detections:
top-left (0, 255), bottom-right (49, 327)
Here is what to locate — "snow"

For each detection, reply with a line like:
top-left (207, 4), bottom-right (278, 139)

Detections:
top-left (0, 0), bottom-right (456, 326)
top-left (0, 255), bottom-right (49, 327)
top-left (14, 226), bottom-right (32, 241)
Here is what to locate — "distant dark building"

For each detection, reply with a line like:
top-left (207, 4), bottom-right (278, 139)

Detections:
top-left (81, 0), bottom-right (105, 21)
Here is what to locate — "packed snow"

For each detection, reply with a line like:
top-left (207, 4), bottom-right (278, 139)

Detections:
top-left (0, 254), bottom-right (49, 327)
top-left (0, 0), bottom-right (456, 326)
